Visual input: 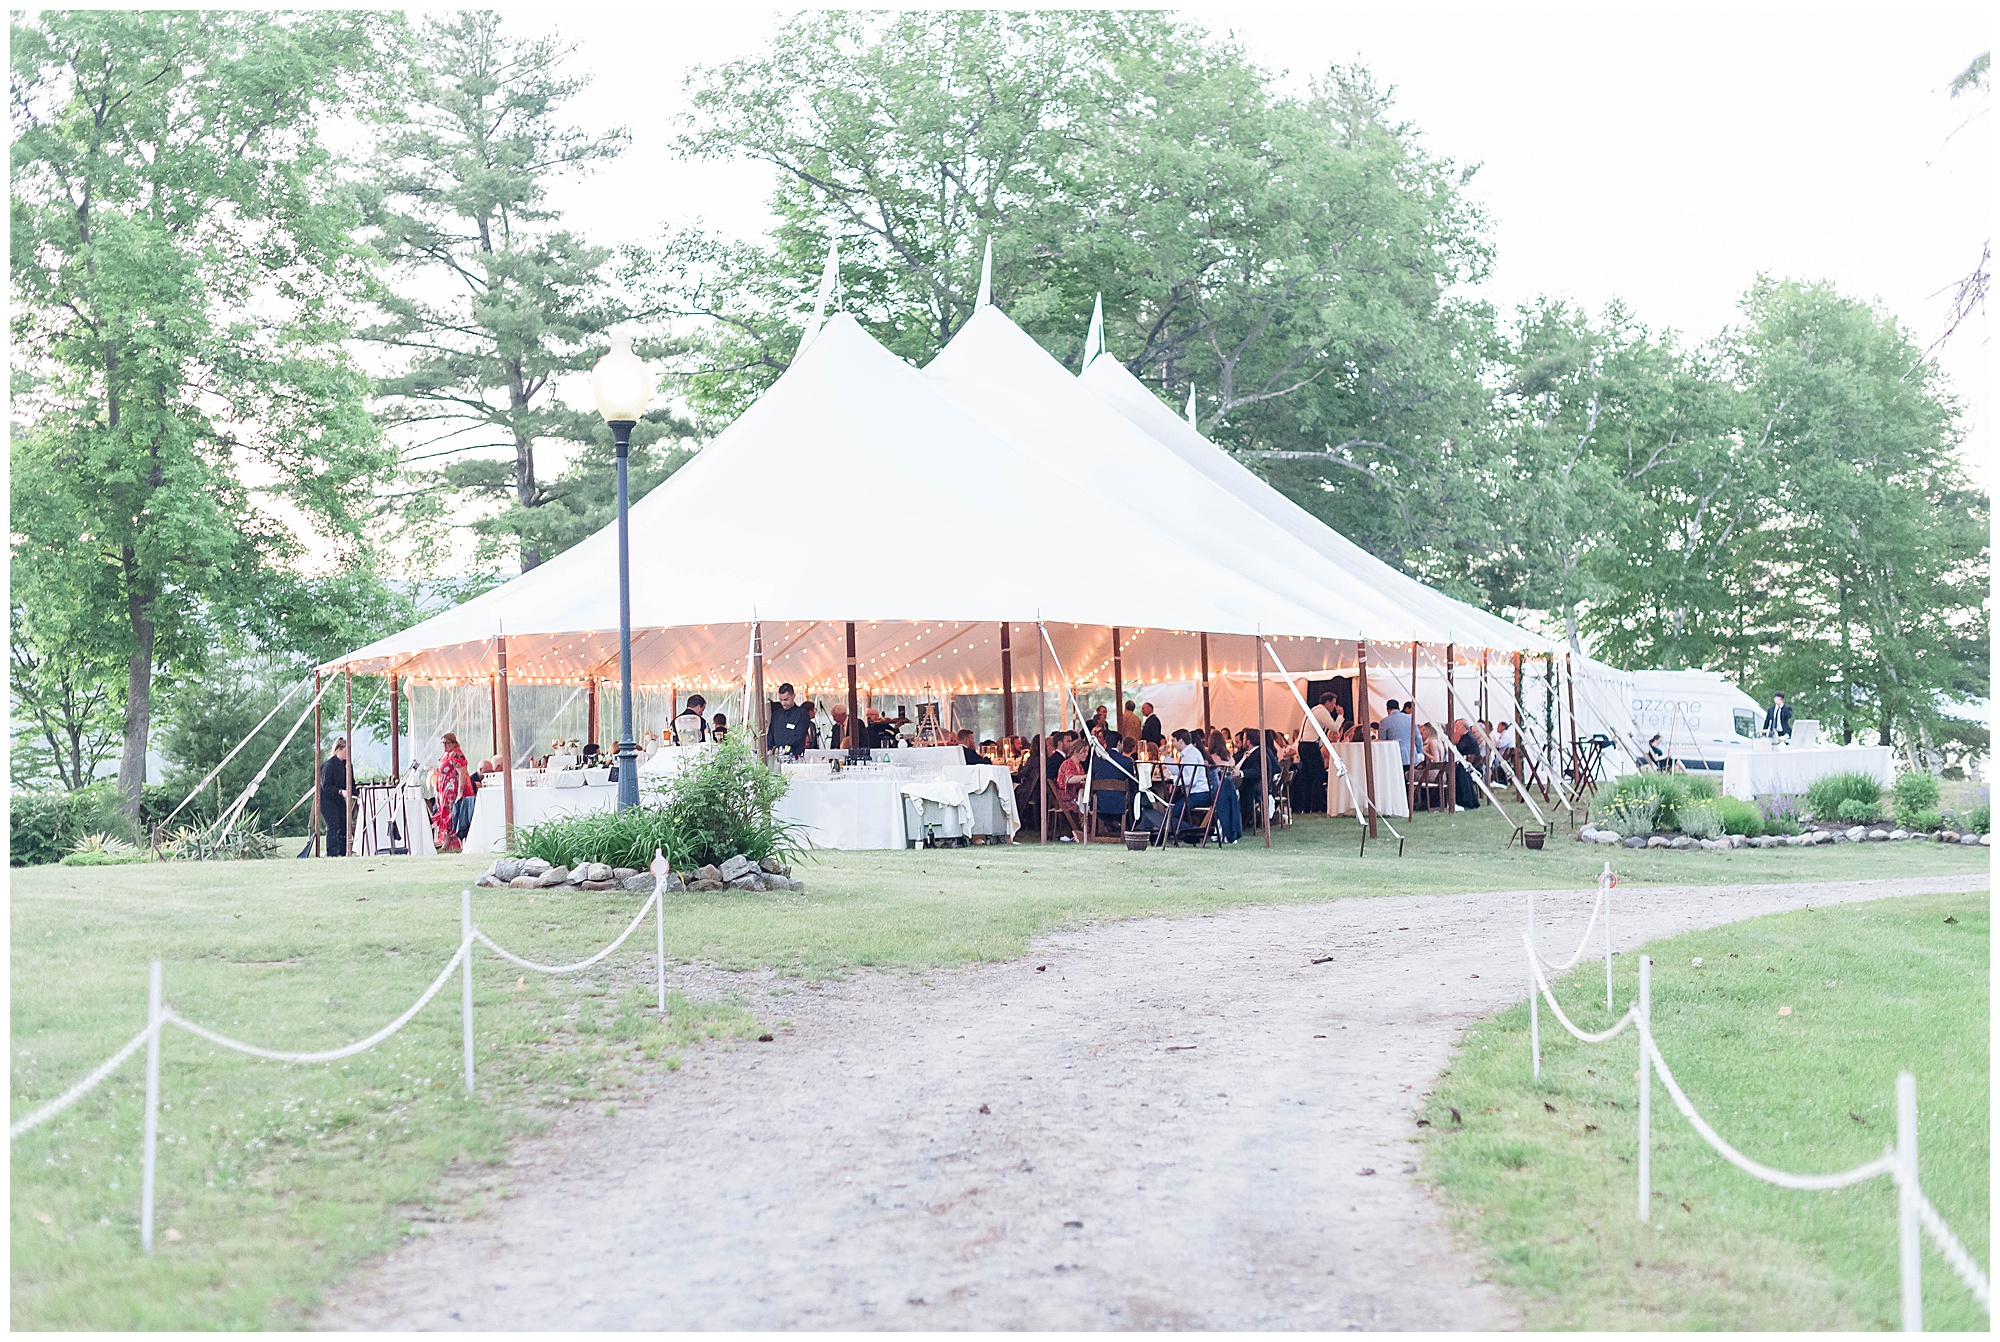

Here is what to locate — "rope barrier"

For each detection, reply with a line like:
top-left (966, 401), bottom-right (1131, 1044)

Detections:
top-left (473, 890), bottom-right (660, 974)
top-left (161, 941), bottom-right (468, 1066)
top-left (1524, 941), bottom-right (1990, 1326)
top-left (1261, 640), bottom-right (1403, 848)
top-left (154, 676), bottom-right (311, 833)
top-left (1531, 883), bottom-right (1607, 974)
top-left (8, 1020), bottom-right (162, 1140)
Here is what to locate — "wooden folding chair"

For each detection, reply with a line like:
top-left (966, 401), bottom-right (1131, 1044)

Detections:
top-left (1168, 769), bottom-right (1222, 847)
top-left (1085, 779), bottom-right (1133, 842)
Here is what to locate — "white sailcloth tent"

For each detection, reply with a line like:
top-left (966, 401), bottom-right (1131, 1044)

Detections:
top-left (326, 303), bottom-right (1607, 770)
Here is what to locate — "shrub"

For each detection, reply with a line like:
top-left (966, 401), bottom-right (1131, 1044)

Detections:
top-left (1806, 771), bottom-right (1882, 822)
top-left (9, 783), bottom-right (138, 867)
top-left (1836, 798), bottom-right (1882, 824)
top-left (1756, 793), bottom-right (1804, 836)
top-left (516, 737), bottom-right (805, 871)
top-left (1678, 798), bottom-right (1725, 840)
top-left (1682, 776), bottom-right (1719, 801)
top-left (1595, 790), bottom-right (1660, 838)
top-left (1602, 772), bottom-right (1687, 833)
top-left (1716, 796), bottom-right (1763, 837)
top-left (58, 850), bottom-right (148, 867)
top-left (1902, 809), bottom-right (1943, 834)
top-left (1970, 803), bottom-right (1991, 836)
top-left (1891, 772), bottom-right (1943, 828)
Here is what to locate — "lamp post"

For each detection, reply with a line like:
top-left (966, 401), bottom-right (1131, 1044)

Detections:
top-left (592, 336), bottom-right (654, 812)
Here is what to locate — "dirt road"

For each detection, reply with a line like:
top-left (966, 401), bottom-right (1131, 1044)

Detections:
top-left (322, 873), bottom-right (1986, 1331)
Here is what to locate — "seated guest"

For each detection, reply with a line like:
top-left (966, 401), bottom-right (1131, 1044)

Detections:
top-left (828, 703), bottom-right (854, 751)
top-left (1451, 719), bottom-right (1483, 809)
top-left (766, 682), bottom-right (812, 757)
top-left (1646, 734), bottom-right (1669, 770)
top-left (1417, 720), bottom-right (1441, 764)
top-left (710, 713), bottom-right (729, 743)
top-left (1089, 734), bottom-right (1136, 826)
top-left (1139, 702), bottom-right (1164, 746)
top-left (1168, 728), bottom-right (1214, 835)
top-left (582, 742), bottom-right (600, 765)
top-left (1055, 738), bottom-right (1089, 811)
top-left (956, 728), bottom-right (983, 765)
top-left (671, 694), bottom-right (708, 746)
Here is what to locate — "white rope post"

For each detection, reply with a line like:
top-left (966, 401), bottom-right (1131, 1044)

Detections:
top-left (1524, 931), bottom-right (1540, 1080)
top-left (1603, 863), bottom-right (1615, 1013)
top-left (1639, 954), bottom-right (1652, 1224)
top-left (1899, 1071), bottom-right (1923, 1332)
top-left (653, 852), bottom-right (668, 1015)
top-left (460, 889), bottom-right (476, 1096)
top-left (140, 960), bottom-right (162, 1253)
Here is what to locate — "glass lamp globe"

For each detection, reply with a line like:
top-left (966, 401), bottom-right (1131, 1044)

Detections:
top-left (591, 337), bottom-right (653, 423)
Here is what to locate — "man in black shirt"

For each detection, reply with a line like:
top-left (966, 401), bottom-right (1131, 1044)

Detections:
top-left (766, 683), bottom-right (812, 757)
top-left (1139, 702), bottom-right (1164, 747)
top-left (1763, 692), bottom-right (1793, 740)
top-left (319, 736), bottom-right (351, 857)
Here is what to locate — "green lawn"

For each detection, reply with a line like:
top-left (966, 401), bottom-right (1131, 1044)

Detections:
top-left (1423, 890), bottom-right (1991, 1330)
top-left (10, 806), bottom-right (1987, 1329)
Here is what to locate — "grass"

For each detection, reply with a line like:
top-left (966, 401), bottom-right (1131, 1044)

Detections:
top-left (10, 804), bottom-right (1987, 1328)
top-left (1422, 890), bottom-right (1990, 1330)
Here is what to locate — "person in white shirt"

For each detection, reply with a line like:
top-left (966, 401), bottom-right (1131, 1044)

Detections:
top-left (1169, 728), bottom-right (1214, 838)
top-left (1302, 692), bottom-right (1343, 745)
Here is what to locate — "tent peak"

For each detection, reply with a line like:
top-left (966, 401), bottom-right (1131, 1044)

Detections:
top-left (975, 236), bottom-right (993, 308)
top-left (1083, 293), bottom-right (1104, 369)
top-left (795, 238), bottom-right (840, 360)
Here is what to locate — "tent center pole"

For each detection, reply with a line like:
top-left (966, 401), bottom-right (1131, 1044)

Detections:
top-left (344, 667), bottom-right (355, 856)
top-left (1000, 622), bottom-right (1014, 740)
top-left (1445, 643), bottom-right (1458, 814)
top-left (1256, 633), bottom-right (1270, 849)
top-left (1406, 641), bottom-right (1418, 822)
top-left (1112, 627), bottom-right (1123, 742)
top-left (587, 678), bottom-right (600, 754)
top-left (497, 637), bottom-right (515, 849)
top-left (311, 672), bottom-right (323, 857)
top-left (390, 672), bottom-right (401, 781)
top-left (1199, 632), bottom-right (1211, 735)
top-left (1037, 622), bottom-right (1048, 846)
top-left (845, 623), bottom-right (860, 753)
top-left (752, 619), bottom-right (767, 764)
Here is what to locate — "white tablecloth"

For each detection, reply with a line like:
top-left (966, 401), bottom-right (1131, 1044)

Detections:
top-left (776, 777), bottom-right (910, 850)
top-left (356, 784), bottom-right (435, 856)
top-left (1722, 744), bottom-right (1894, 801)
top-left (1324, 742), bottom-right (1412, 819)
top-left (465, 780), bottom-right (620, 854)
top-left (943, 763), bottom-right (1020, 837)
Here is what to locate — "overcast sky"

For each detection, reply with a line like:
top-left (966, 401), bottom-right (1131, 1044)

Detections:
top-left (514, 2), bottom-right (1991, 476)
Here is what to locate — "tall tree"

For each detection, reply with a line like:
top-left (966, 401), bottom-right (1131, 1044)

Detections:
top-left (666, 14), bottom-right (1494, 571)
top-left (8, 536), bottom-right (125, 790)
top-left (10, 11), bottom-right (396, 818)
top-left (362, 10), bottom-right (635, 573)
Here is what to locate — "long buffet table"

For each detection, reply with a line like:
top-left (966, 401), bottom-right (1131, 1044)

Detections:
top-left (1720, 743), bottom-right (1893, 801)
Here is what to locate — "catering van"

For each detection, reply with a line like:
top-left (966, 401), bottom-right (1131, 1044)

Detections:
top-left (1627, 669), bottom-right (1764, 771)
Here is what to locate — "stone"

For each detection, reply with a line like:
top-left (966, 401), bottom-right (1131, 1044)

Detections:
top-left (1845, 826), bottom-right (1868, 842)
top-left (621, 872), bottom-right (655, 893)
top-left (786, 878), bottom-right (806, 893)
top-left (1961, 832), bottom-right (1982, 846)
top-left (1576, 826), bottom-right (1601, 843)
top-left (613, 867), bottom-right (638, 881)
top-left (1888, 829), bottom-right (1910, 842)
top-left (696, 864), bottom-right (723, 886)
top-left (759, 854), bottom-right (785, 875)
top-left (727, 874), bottom-right (761, 891)
top-left (1621, 836), bottom-right (1645, 849)
top-left (692, 878), bottom-right (724, 892)
top-left (1866, 829), bottom-right (1890, 843)
top-left (535, 865), bottom-right (570, 887)
top-left (579, 879), bottom-right (616, 891)
top-left (474, 873), bottom-right (504, 888)
top-left (522, 857), bottom-right (550, 876)
top-left (1789, 833), bottom-right (1808, 846)
top-left (1669, 836), bottom-right (1694, 850)
top-left (508, 874), bottom-right (539, 889)
top-left (1939, 831), bottom-right (1960, 843)
top-left (1592, 830), bottom-right (1621, 845)
top-left (1646, 835), bottom-right (1671, 849)
top-left (575, 862), bottom-right (609, 883)
top-left (718, 854), bottom-right (757, 883)
top-left (1814, 830), bottom-right (1835, 844)
top-left (493, 857), bottom-right (526, 882)
top-left (1981, 834), bottom-right (1992, 846)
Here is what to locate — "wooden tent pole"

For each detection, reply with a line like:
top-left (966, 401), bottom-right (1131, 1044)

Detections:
top-left (1037, 622), bottom-right (1049, 846)
top-left (1112, 627), bottom-right (1123, 741)
top-left (344, 667), bottom-right (355, 856)
top-left (389, 673), bottom-right (401, 780)
top-left (1256, 633), bottom-right (1270, 849)
top-left (587, 678), bottom-right (600, 753)
top-left (1406, 640), bottom-right (1419, 820)
top-left (311, 671), bottom-right (323, 857)
top-left (489, 674), bottom-right (499, 758)
top-left (1565, 651), bottom-right (1580, 787)
top-left (1356, 640), bottom-right (1379, 839)
top-left (845, 622), bottom-right (860, 752)
top-left (1000, 622), bottom-right (1014, 739)
top-left (496, 637), bottom-right (515, 850)
top-left (1444, 643), bottom-right (1458, 814)
top-left (1199, 632), bottom-right (1211, 734)
top-left (752, 618), bottom-right (767, 763)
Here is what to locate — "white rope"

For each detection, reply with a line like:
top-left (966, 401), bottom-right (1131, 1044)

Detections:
top-left (1918, 1191), bottom-right (1993, 1310)
top-left (1644, 1035), bottom-right (1899, 1191)
top-left (164, 940), bottom-right (467, 1064)
top-left (473, 890), bottom-right (660, 974)
top-left (1527, 946), bottom-right (1637, 1043)
top-left (156, 676), bottom-right (310, 832)
top-left (207, 674), bottom-right (335, 838)
top-left (1533, 884), bottom-right (1606, 973)
top-left (1407, 646), bottom-right (1540, 828)
top-left (1488, 665), bottom-right (1579, 814)
top-left (9, 1020), bottom-right (162, 1140)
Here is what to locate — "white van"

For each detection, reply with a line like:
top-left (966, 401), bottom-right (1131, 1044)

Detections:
top-left (1627, 669), bottom-right (1764, 772)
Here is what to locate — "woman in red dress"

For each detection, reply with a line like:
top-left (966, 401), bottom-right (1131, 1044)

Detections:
top-left (434, 731), bottom-right (472, 853)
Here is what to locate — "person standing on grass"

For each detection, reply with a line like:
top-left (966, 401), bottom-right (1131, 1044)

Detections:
top-left (319, 736), bottom-right (352, 857)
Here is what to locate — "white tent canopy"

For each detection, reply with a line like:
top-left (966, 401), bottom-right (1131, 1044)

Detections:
top-left (325, 308), bottom-right (1576, 734)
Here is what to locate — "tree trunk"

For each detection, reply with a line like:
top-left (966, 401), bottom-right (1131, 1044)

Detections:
top-left (116, 568), bottom-right (156, 821)
top-left (509, 359), bottom-right (541, 573)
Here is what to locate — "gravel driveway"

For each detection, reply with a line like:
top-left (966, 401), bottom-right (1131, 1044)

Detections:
top-left (321, 872), bottom-right (1987, 1331)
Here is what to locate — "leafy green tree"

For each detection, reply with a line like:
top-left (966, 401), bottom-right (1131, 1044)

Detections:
top-left (10, 11), bottom-right (397, 818)
top-left (8, 551), bottom-right (125, 790)
top-left (666, 14), bottom-right (1495, 571)
top-left (1727, 279), bottom-right (1988, 750)
top-left (361, 10), bottom-right (686, 571)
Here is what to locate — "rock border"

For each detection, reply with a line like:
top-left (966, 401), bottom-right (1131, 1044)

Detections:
top-left (1576, 822), bottom-right (1991, 851)
top-left (472, 853), bottom-right (804, 894)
